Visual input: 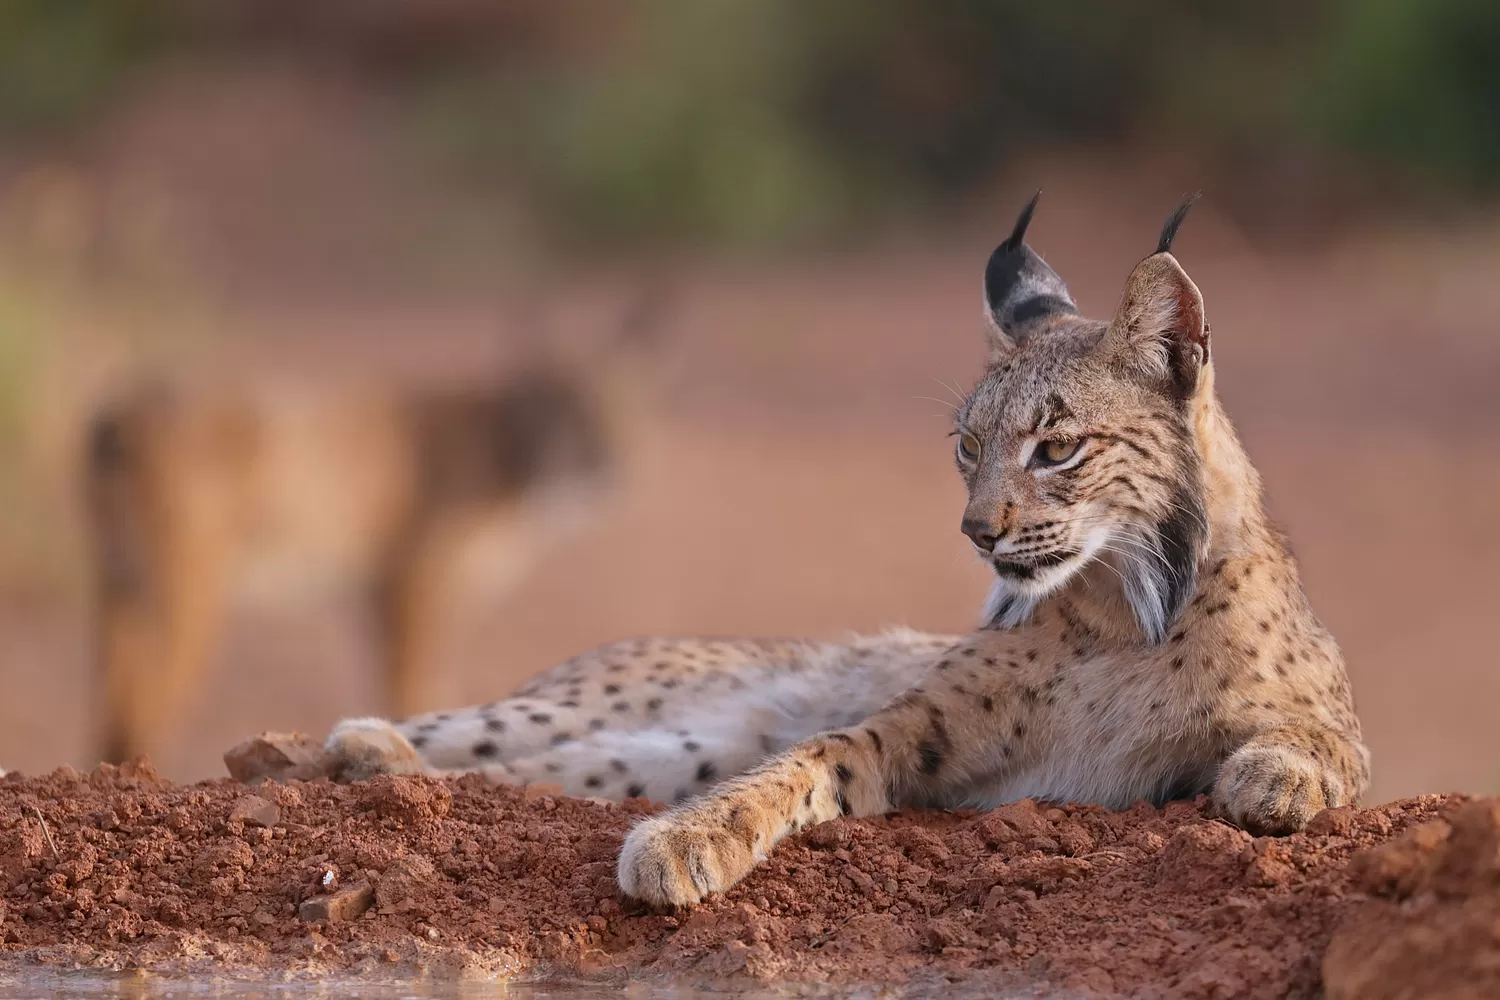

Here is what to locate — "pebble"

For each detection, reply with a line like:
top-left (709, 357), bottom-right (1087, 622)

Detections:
top-left (229, 794), bottom-right (282, 829)
top-left (298, 882), bottom-right (376, 923)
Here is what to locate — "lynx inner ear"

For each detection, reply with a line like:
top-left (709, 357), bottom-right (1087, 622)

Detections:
top-left (1105, 195), bottom-right (1208, 395)
top-left (983, 192), bottom-right (1077, 359)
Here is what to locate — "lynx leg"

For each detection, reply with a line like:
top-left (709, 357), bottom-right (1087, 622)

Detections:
top-left (92, 427), bottom-right (232, 765)
top-left (1212, 721), bottom-right (1370, 835)
top-left (619, 643), bottom-right (1046, 905)
top-left (374, 515), bottom-right (463, 719)
top-left (325, 716), bottom-right (516, 784)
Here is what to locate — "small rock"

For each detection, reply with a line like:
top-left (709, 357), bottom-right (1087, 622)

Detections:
top-left (375, 854), bottom-right (439, 914)
top-left (1307, 806), bottom-right (1357, 837)
top-left (223, 732), bottom-right (332, 784)
top-left (299, 882), bottom-right (375, 923)
top-left (805, 819), bottom-right (853, 850)
top-left (229, 794), bottom-right (281, 829)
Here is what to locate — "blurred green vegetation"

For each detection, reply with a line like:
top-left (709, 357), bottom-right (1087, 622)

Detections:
top-left (0, 0), bottom-right (169, 140)
top-left (1316, 0), bottom-right (1500, 187)
top-left (0, 0), bottom-right (1495, 246)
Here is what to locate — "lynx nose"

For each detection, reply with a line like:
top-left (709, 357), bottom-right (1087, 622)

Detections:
top-left (962, 517), bottom-right (1002, 552)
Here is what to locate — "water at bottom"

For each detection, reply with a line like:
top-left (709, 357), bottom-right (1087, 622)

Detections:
top-left (0, 970), bottom-right (1076, 1000)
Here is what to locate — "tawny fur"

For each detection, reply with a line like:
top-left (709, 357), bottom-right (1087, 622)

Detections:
top-left (89, 293), bottom-right (666, 765)
top-left (322, 201), bottom-right (1368, 907)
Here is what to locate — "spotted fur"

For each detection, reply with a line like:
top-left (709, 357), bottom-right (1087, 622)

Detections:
top-left (325, 197), bottom-right (1368, 907)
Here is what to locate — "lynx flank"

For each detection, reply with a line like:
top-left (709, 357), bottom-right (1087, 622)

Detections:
top-left (90, 290), bottom-right (667, 765)
top-left (324, 196), bottom-right (1368, 906)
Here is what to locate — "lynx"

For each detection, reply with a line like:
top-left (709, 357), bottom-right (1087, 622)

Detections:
top-left (321, 196), bottom-right (1369, 906)
top-left (89, 289), bottom-right (668, 765)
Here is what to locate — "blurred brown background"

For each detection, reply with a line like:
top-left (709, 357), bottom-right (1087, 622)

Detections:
top-left (0, 1), bottom-right (1496, 801)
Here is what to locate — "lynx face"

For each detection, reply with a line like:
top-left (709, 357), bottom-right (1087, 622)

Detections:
top-left (957, 196), bottom-right (1208, 642)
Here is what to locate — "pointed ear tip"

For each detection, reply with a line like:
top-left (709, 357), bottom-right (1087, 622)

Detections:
top-left (1155, 192), bottom-right (1202, 255)
top-left (1001, 190), bottom-right (1044, 251)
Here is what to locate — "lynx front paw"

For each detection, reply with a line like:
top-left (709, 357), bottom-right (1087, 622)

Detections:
top-left (617, 813), bottom-right (760, 906)
top-left (325, 717), bottom-right (428, 782)
top-left (1212, 743), bottom-right (1344, 835)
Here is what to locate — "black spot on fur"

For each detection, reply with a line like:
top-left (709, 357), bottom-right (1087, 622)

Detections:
top-left (584, 776), bottom-right (601, 789)
top-left (528, 713), bottom-right (553, 725)
top-left (485, 718), bottom-right (506, 732)
top-left (626, 783), bottom-right (645, 799)
top-left (982, 695), bottom-right (995, 712)
top-left (683, 740), bottom-right (701, 752)
top-left (916, 708), bottom-right (951, 775)
top-left (646, 698), bottom-right (663, 712)
top-left (828, 732), bottom-right (854, 745)
top-left (472, 740), bottom-right (498, 758)
top-left (696, 761), bottom-right (717, 783)
top-left (409, 735), bottom-right (428, 750)
top-left (865, 729), bottom-right (883, 754)
top-left (835, 763), bottom-right (854, 784)
top-left (551, 732), bottom-right (573, 746)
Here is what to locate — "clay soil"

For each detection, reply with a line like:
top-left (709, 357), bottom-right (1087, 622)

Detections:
top-left (3, 763), bottom-right (1497, 999)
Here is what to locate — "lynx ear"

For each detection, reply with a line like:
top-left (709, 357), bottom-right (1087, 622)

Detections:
top-left (983, 192), bottom-right (1077, 360)
top-left (1105, 196), bottom-right (1207, 395)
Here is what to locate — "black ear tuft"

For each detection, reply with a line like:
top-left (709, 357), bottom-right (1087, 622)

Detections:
top-left (1155, 193), bottom-right (1201, 256)
top-left (1001, 190), bottom-right (1043, 253)
top-left (984, 192), bottom-right (1076, 351)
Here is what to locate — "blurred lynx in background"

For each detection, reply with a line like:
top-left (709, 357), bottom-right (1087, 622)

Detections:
top-left (85, 288), bottom-right (671, 765)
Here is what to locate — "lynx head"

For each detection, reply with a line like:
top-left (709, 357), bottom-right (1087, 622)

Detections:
top-left (955, 192), bottom-right (1211, 643)
top-left (498, 279), bottom-right (676, 493)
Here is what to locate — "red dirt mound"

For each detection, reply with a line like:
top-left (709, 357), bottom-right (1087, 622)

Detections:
top-left (0, 761), bottom-right (1492, 998)
top-left (1323, 798), bottom-right (1500, 1000)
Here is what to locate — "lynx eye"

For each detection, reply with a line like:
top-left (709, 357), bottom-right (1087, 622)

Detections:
top-left (956, 432), bottom-right (982, 462)
top-left (1033, 437), bottom-right (1082, 467)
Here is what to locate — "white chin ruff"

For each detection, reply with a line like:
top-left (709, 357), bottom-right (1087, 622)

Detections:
top-left (980, 577), bottom-right (1041, 629)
